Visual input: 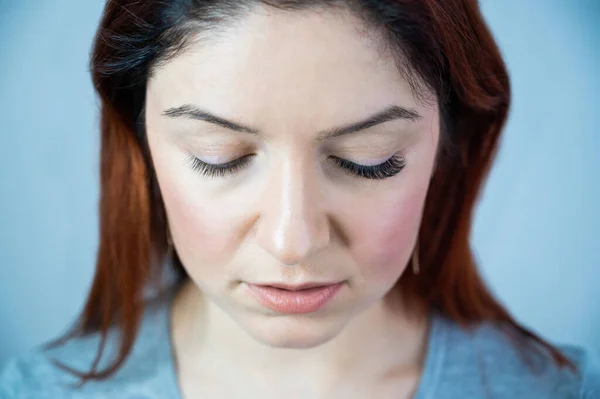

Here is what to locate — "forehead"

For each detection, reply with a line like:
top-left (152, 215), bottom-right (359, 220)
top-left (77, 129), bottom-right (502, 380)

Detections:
top-left (146, 6), bottom-right (432, 134)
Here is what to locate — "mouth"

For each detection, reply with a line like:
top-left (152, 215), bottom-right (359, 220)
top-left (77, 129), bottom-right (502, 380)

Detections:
top-left (245, 281), bottom-right (344, 314)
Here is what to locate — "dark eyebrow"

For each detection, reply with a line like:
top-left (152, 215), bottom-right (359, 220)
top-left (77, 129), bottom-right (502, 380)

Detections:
top-left (316, 105), bottom-right (422, 140)
top-left (163, 105), bottom-right (259, 134)
top-left (162, 104), bottom-right (421, 138)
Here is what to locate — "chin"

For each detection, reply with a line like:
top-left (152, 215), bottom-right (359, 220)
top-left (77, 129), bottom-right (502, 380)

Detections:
top-left (238, 312), bottom-right (350, 349)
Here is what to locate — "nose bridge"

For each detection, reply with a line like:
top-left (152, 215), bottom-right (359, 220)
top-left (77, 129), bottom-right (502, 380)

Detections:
top-left (256, 154), bottom-right (329, 266)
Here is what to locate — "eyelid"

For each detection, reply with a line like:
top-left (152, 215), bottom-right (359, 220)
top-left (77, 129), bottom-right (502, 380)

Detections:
top-left (324, 141), bottom-right (403, 161)
top-left (186, 139), bottom-right (256, 164)
top-left (194, 154), bottom-right (233, 165)
top-left (334, 154), bottom-right (392, 166)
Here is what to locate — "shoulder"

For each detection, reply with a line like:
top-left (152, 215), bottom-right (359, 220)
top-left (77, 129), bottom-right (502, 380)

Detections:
top-left (432, 315), bottom-right (600, 398)
top-left (558, 344), bottom-right (600, 398)
top-left (0, 295), bottom-right (176, 398)
top-left (0, 335), bottom-right (105, 398)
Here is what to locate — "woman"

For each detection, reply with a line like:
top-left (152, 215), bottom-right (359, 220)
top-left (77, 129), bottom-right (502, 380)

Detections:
top-left (1, 0), bottom-right (598, 397)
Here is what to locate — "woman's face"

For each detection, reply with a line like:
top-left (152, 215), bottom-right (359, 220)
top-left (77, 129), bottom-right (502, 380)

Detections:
top-left (146, 7), bottom-right (439, 348)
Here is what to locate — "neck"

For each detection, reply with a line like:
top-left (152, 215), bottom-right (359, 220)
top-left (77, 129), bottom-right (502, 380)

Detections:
top-left (170, 280), bottom-right (429, 388)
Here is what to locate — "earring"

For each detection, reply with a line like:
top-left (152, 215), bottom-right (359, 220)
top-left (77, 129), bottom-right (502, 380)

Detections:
top-left (411, 238), bottom-right (420, 275)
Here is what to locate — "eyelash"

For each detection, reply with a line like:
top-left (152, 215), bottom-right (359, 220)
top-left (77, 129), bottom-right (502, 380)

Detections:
top-left (185, 153), bottom-right (255, 178)
top-left (185, 153), bottom-right (406, 180)
top-left (330, 155), bottom-right (406, 180)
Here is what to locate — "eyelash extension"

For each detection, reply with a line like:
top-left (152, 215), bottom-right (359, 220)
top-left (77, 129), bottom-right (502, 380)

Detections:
top-left (330, 154), bottom-right (406, 180)
top-left (185, 153), bottom-right (406, 180)
top-left (185, 153), bottom-right (254, 178)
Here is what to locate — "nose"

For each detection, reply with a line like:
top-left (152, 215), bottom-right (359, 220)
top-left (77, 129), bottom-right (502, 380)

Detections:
top-left (255, 157), bottom-right (331, 266)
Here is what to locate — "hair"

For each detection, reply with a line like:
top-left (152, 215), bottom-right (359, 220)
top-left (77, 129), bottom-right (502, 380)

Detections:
top-left (50, 0), bottom-right (574, 384)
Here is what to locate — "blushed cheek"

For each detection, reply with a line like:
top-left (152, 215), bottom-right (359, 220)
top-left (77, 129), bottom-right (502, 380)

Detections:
top-left (352, 186), bottom-right (427, 282)
top-left (157, 172), bottom-right (240, 273)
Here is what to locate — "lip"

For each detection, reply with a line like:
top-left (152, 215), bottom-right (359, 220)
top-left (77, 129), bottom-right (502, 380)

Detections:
top-left (245, 282), bottom-right (344, 314)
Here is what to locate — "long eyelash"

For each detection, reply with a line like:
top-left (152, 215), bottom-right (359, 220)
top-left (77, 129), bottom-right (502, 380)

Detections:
top-left (185, 153), bottom-right (253, 178)
top-left (331, 155), bottom-right (406, 180)
top-left (185, 153), bottom-right (405, 180)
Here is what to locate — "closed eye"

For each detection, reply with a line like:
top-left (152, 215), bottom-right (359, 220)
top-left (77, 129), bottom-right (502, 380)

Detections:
top-left (185, 153), bottom-right (255, 178)
top-left (185, 153), bottom-right (406, 180)
top-left (329, 154), bottom-right (406, 180)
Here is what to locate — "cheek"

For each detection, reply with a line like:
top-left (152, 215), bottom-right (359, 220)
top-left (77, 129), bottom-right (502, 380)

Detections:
top-left (349, 185), bottom-right (427, 282)
top-left (164, 186), bottom-right (231, 265)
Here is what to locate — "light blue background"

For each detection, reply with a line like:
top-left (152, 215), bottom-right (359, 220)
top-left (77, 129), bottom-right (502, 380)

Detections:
top-left (0, 1), bottom-right (598, 367)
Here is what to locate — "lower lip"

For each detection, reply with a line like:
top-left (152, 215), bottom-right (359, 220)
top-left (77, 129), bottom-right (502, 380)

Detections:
top-left (246, 283), bottom-right (344, 314)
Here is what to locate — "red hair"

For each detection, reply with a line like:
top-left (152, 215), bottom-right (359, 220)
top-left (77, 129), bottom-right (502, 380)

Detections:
top-left (51, 0), bottom-right (574, 382)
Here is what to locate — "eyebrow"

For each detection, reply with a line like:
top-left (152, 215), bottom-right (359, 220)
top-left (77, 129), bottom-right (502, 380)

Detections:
top-left (162, 104), bottom-right (422, 139)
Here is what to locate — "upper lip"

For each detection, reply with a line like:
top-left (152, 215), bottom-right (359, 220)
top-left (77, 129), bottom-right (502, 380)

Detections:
top-left (249, 282), bottom-right (342, 291)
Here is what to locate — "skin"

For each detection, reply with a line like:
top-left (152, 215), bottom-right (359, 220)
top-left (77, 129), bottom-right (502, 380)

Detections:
top-left (145, 5), bottom-right (440, 398)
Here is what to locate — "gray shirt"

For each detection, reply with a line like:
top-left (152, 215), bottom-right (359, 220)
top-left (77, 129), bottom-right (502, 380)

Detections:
top-left (1, 292), bottom-right (599, 398)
